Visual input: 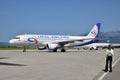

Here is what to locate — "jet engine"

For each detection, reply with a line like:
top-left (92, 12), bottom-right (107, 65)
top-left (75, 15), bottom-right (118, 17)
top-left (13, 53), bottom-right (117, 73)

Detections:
top-left (47, 44), bottom-right (59, 50)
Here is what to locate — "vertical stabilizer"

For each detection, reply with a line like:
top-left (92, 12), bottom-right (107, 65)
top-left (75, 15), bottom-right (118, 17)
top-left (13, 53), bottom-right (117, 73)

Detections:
top-left (87, 23), bottom-right (101, 40)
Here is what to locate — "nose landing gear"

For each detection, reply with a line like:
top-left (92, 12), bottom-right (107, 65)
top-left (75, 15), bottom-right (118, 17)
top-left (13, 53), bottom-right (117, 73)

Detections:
top-left (23, 46), bottom-right (26, 52)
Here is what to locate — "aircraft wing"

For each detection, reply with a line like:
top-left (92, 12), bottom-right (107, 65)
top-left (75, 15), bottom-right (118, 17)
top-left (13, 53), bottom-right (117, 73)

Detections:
top-left (53, 37), bottom-right (93, 45)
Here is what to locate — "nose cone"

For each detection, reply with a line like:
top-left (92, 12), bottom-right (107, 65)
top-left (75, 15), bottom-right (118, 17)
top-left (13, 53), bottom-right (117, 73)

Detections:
top-left (9, 39), bottom-right (14, 44)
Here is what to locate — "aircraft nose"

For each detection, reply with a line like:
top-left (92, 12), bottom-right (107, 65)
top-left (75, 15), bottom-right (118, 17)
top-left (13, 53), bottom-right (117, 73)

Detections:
top-left (9, 39), bottom-right (14, 44)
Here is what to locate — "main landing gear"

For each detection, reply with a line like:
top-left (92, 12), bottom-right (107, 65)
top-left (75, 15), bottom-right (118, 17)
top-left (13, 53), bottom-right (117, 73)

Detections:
top-left (61, 48), bottom-right (66, 52)
top-left (53, 48), bottom-right (57, 52)
top-left (60, 44), bottom-right (66, 52)
top-left (52, 48), bottom-right (65, 52)
top-left (53, 48), bottom-right (66, 52)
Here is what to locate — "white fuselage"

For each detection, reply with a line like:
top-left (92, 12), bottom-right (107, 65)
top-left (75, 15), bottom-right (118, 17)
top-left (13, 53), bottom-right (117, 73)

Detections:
top-left (9, 34), bottom-right (92, 47)
top-left (9, 23), bottom-right (101, 52)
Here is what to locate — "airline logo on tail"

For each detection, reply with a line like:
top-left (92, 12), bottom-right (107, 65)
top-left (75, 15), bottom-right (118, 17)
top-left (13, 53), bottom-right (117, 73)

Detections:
top-left (91, 31), bottom-right (97, 36)
top-left (87, 23), bottom-right (100, 41)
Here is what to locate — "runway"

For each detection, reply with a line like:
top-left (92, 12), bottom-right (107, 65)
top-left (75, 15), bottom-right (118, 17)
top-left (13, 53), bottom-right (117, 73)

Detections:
top-left (0, 49), bottom-right (120, 80)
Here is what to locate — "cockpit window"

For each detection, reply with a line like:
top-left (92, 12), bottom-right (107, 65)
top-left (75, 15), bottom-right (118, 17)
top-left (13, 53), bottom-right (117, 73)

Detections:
top-left (14, 37), bottom-right (20, 39)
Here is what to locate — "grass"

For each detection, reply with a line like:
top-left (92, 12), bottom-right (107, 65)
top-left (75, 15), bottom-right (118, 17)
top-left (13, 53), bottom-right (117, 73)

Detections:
top-left (0, 46), bottom-right (77, 50)
top-left (0, 46), bottom-right (35, 50)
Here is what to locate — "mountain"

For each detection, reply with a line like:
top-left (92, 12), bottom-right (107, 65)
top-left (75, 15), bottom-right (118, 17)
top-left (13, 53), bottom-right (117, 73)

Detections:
top-left (99, 31), bottom-right (120, 43)
top-left (80, 30), bottom-right (120, 43)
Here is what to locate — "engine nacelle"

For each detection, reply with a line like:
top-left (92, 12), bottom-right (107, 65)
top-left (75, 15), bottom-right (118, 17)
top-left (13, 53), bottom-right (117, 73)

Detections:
top-left (47, 44), bottom-right (59, 50)
top-left (37, 46), bottom-right (46, 50)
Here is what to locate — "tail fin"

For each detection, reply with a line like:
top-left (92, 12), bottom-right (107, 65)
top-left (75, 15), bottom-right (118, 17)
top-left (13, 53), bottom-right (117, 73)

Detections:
top-left (107, 39), bottom-right (110, 43)
top-left (106, 38), bottom-right (111, 45)
top-left (87, 23), bottom-right (101, 40)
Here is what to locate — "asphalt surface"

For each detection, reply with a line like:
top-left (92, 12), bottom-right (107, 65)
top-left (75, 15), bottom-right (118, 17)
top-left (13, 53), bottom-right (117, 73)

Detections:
top-left (102, 57), bottom-right (120, 80)
top-left (0, 49), bottom-right (120, 80)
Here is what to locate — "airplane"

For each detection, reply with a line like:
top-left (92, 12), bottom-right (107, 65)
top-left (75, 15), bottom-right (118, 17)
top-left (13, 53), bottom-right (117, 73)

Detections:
top-left (9, 23), bottom-right (101, 52)
top-left (80, 42), bottom-right (110, 50)
top-left (75, 39), bottom-right (120, 50)
top-left (83, 39), bottom-right (110, 50)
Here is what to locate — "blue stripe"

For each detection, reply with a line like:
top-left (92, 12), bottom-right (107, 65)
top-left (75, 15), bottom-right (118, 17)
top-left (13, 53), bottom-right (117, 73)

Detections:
top-left (95, 23), bottom-right (101, 40)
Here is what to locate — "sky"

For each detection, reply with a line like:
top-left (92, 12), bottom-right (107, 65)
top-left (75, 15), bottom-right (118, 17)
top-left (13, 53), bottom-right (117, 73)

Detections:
top-left (0, 0), bottom-right (120, 42)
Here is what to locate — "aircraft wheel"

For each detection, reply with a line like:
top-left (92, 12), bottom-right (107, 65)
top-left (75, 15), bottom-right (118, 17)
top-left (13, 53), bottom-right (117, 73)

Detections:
top-left (23, 46), bottom-right (26, 52)
top-left (90, 48), bottom-right (92, 50)
top-left (53, 49), bottom-right (57, 52)
top-left (61, 48), bottom-right (65, 52)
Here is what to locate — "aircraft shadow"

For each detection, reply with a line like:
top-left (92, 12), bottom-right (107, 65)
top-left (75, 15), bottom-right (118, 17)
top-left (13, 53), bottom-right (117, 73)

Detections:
top-left (0, 57), bottom-right (11, 59)
top-left (13, 50), bottom-right (81, 53)
top-left (0, 62), bottom-right (27, 66)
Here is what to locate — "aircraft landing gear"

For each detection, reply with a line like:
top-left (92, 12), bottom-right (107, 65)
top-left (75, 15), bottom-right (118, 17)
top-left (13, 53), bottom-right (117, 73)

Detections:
top-left (53, 48), bottom-right (57, 52)
top-left (60, 44), bottom-right (66, 52)
top-left (61, 48), bottom-right (66, 52)
top-left (23, 46), bottom-right (26, 52)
